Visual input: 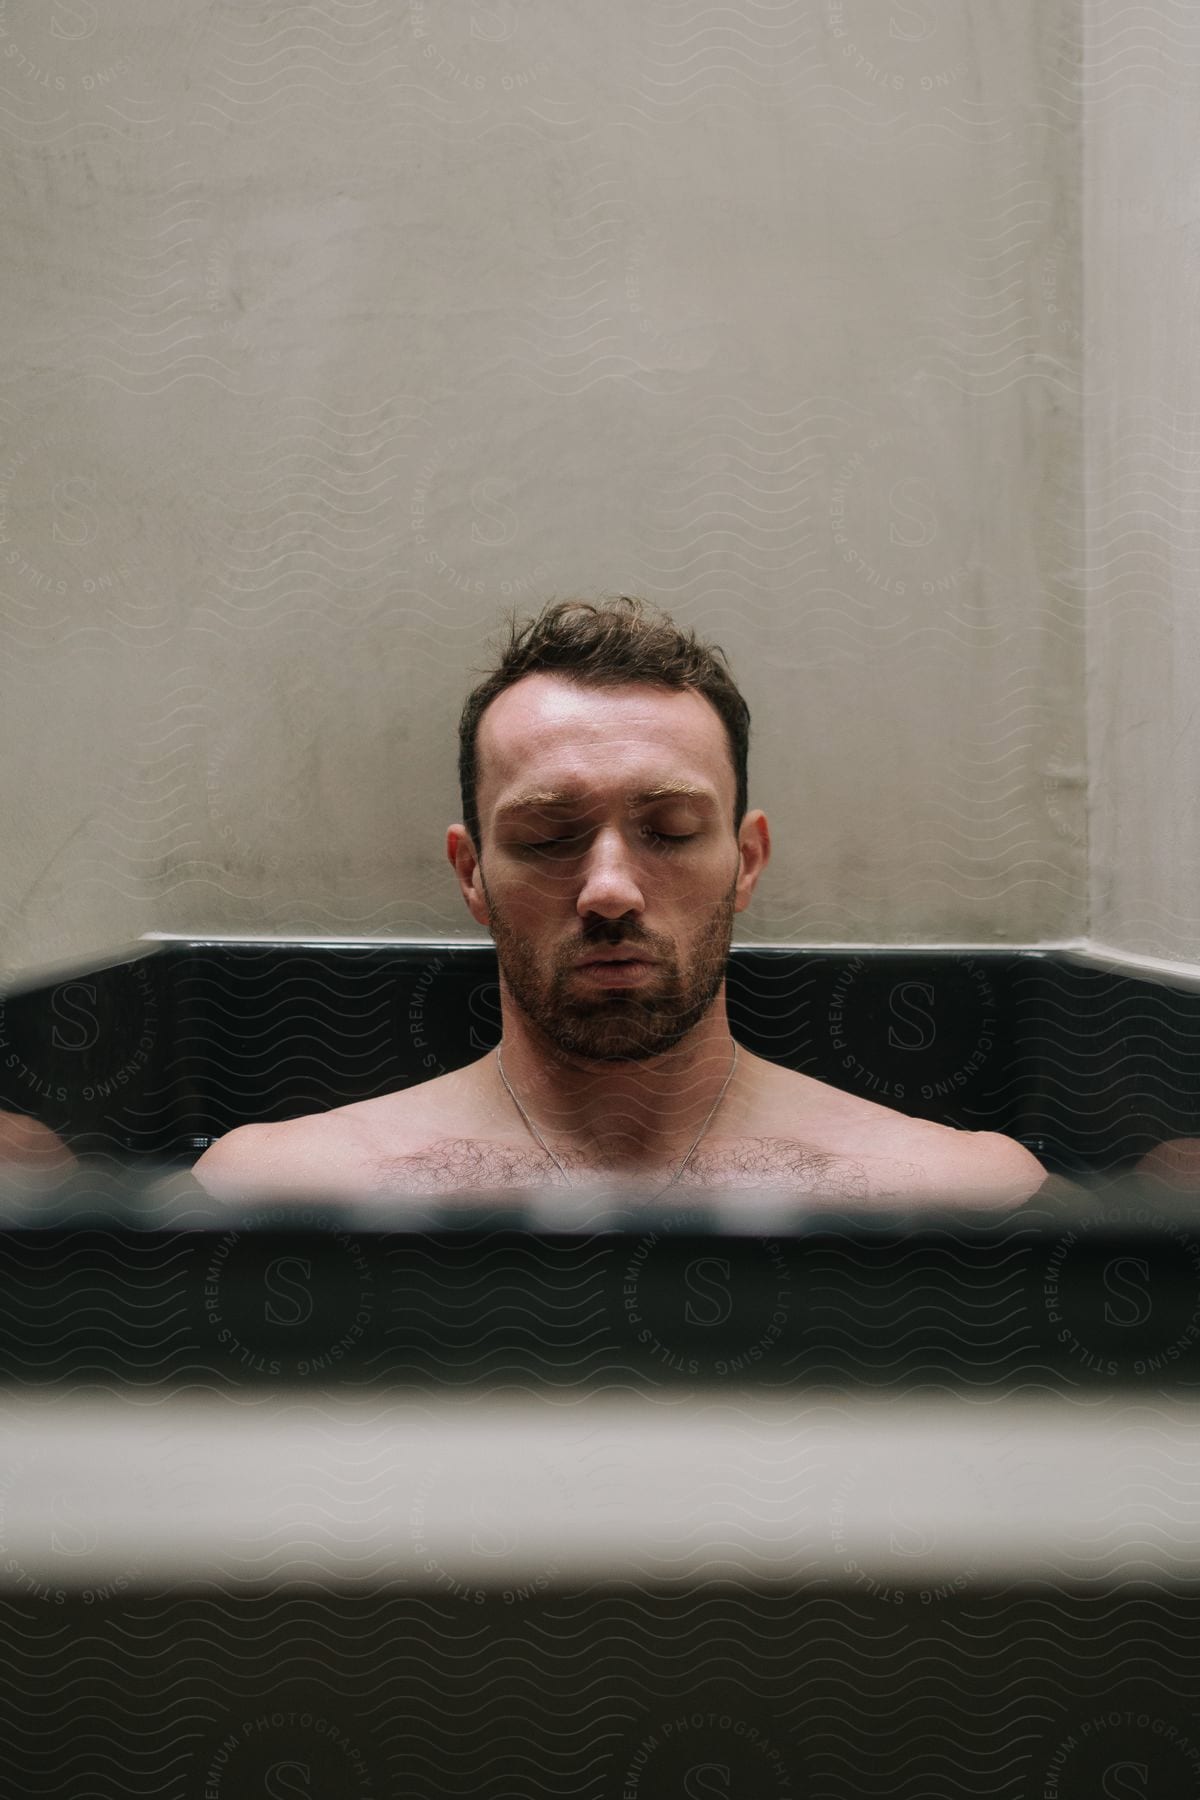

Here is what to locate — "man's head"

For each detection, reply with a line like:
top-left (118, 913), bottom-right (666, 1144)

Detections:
top-left (457, 595), bottom-right (750, 856)
top-left (447, 597), bottom-right (769, 1063)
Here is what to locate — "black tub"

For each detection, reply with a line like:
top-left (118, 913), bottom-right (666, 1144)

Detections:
top-left (1, 939), bottom-right (1198, 1179)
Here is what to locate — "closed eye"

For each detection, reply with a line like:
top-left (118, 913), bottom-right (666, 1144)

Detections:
top-left (517, 836), bottom-right (587, 854)
top-left (517, 830), bottom-right (695, 853)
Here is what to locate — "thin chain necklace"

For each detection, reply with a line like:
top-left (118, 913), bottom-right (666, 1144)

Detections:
top-left (495, 1039), bottom-right (739, 1197)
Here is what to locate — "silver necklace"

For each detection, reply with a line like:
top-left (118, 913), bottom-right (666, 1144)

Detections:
top-left (495, 1039), bottom-right (740, 1197)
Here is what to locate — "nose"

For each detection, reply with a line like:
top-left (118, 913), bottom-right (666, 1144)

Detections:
top-left (574, 824), bottom-right (646, 922)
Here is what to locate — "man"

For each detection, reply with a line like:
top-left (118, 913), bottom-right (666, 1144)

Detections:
top-left (194, 596), bottom-right (1049, 1204)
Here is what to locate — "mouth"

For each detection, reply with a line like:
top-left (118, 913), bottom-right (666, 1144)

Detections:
top-left (573, 953), bottom-right (658, 984)
top-left (576, 952), bottom-right (654, 967)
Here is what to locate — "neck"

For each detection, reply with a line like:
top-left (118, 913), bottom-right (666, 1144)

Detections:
top-left (492, 995), bottom-right (743, 1167)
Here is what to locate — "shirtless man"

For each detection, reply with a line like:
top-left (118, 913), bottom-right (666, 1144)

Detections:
top-left (194, 596), bottom-right (1049, 1205)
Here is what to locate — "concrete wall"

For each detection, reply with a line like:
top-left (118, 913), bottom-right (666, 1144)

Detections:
top-left (1, 0), bottom-right (1084, 980)
top-left (1084, 0), bottom-right (1200, 971)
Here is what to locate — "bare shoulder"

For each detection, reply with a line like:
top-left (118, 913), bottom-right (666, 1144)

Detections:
top-left (757, 1060), bottom-right (1048, 1203)
top-left (191, 1116), bottom-right (357, 1201)
top-left (190, 1066), bottom-right (480, 1201)
top-left (895, 1122), bottom-right (1048, 1203)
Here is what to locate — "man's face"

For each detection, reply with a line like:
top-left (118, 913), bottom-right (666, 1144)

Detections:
top-left (456, 674), bottom-right (766, 1063)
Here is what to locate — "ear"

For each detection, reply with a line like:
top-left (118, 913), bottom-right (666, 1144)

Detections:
top-left (446, 823), bottom-right (490, 928)
top-left (733, 809), bottom-right (770, 914)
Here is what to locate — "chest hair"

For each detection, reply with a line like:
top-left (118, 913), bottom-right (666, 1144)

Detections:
top-left (374, 1135), bottom-right (879, 1196)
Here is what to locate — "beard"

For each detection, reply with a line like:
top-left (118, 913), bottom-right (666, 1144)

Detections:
top-left (480, 865), bottom-right (739, 1064)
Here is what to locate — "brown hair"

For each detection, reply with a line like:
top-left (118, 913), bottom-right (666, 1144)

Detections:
top-left (457, 595), bottom-right (751, 852)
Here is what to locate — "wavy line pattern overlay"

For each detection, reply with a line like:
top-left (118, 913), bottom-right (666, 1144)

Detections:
top-left (4, 1), bottom-right (1200, 1787)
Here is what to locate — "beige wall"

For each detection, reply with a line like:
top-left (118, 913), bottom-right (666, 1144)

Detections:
top-left (1085, 0), bottom-right (1200, 970)
top-left (1, 0), bottom-right (1085, 981)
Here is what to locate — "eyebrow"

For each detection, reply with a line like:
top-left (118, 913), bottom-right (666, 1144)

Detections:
top-left (495, 783), bottom-right (718, 822)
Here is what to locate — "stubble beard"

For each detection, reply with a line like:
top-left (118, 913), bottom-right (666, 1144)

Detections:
top-left (481, 869), bottom-right (738, 1064)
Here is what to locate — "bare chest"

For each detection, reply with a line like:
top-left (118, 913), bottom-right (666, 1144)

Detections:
top-left (368, 1134), bottom-right (916, 1198)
